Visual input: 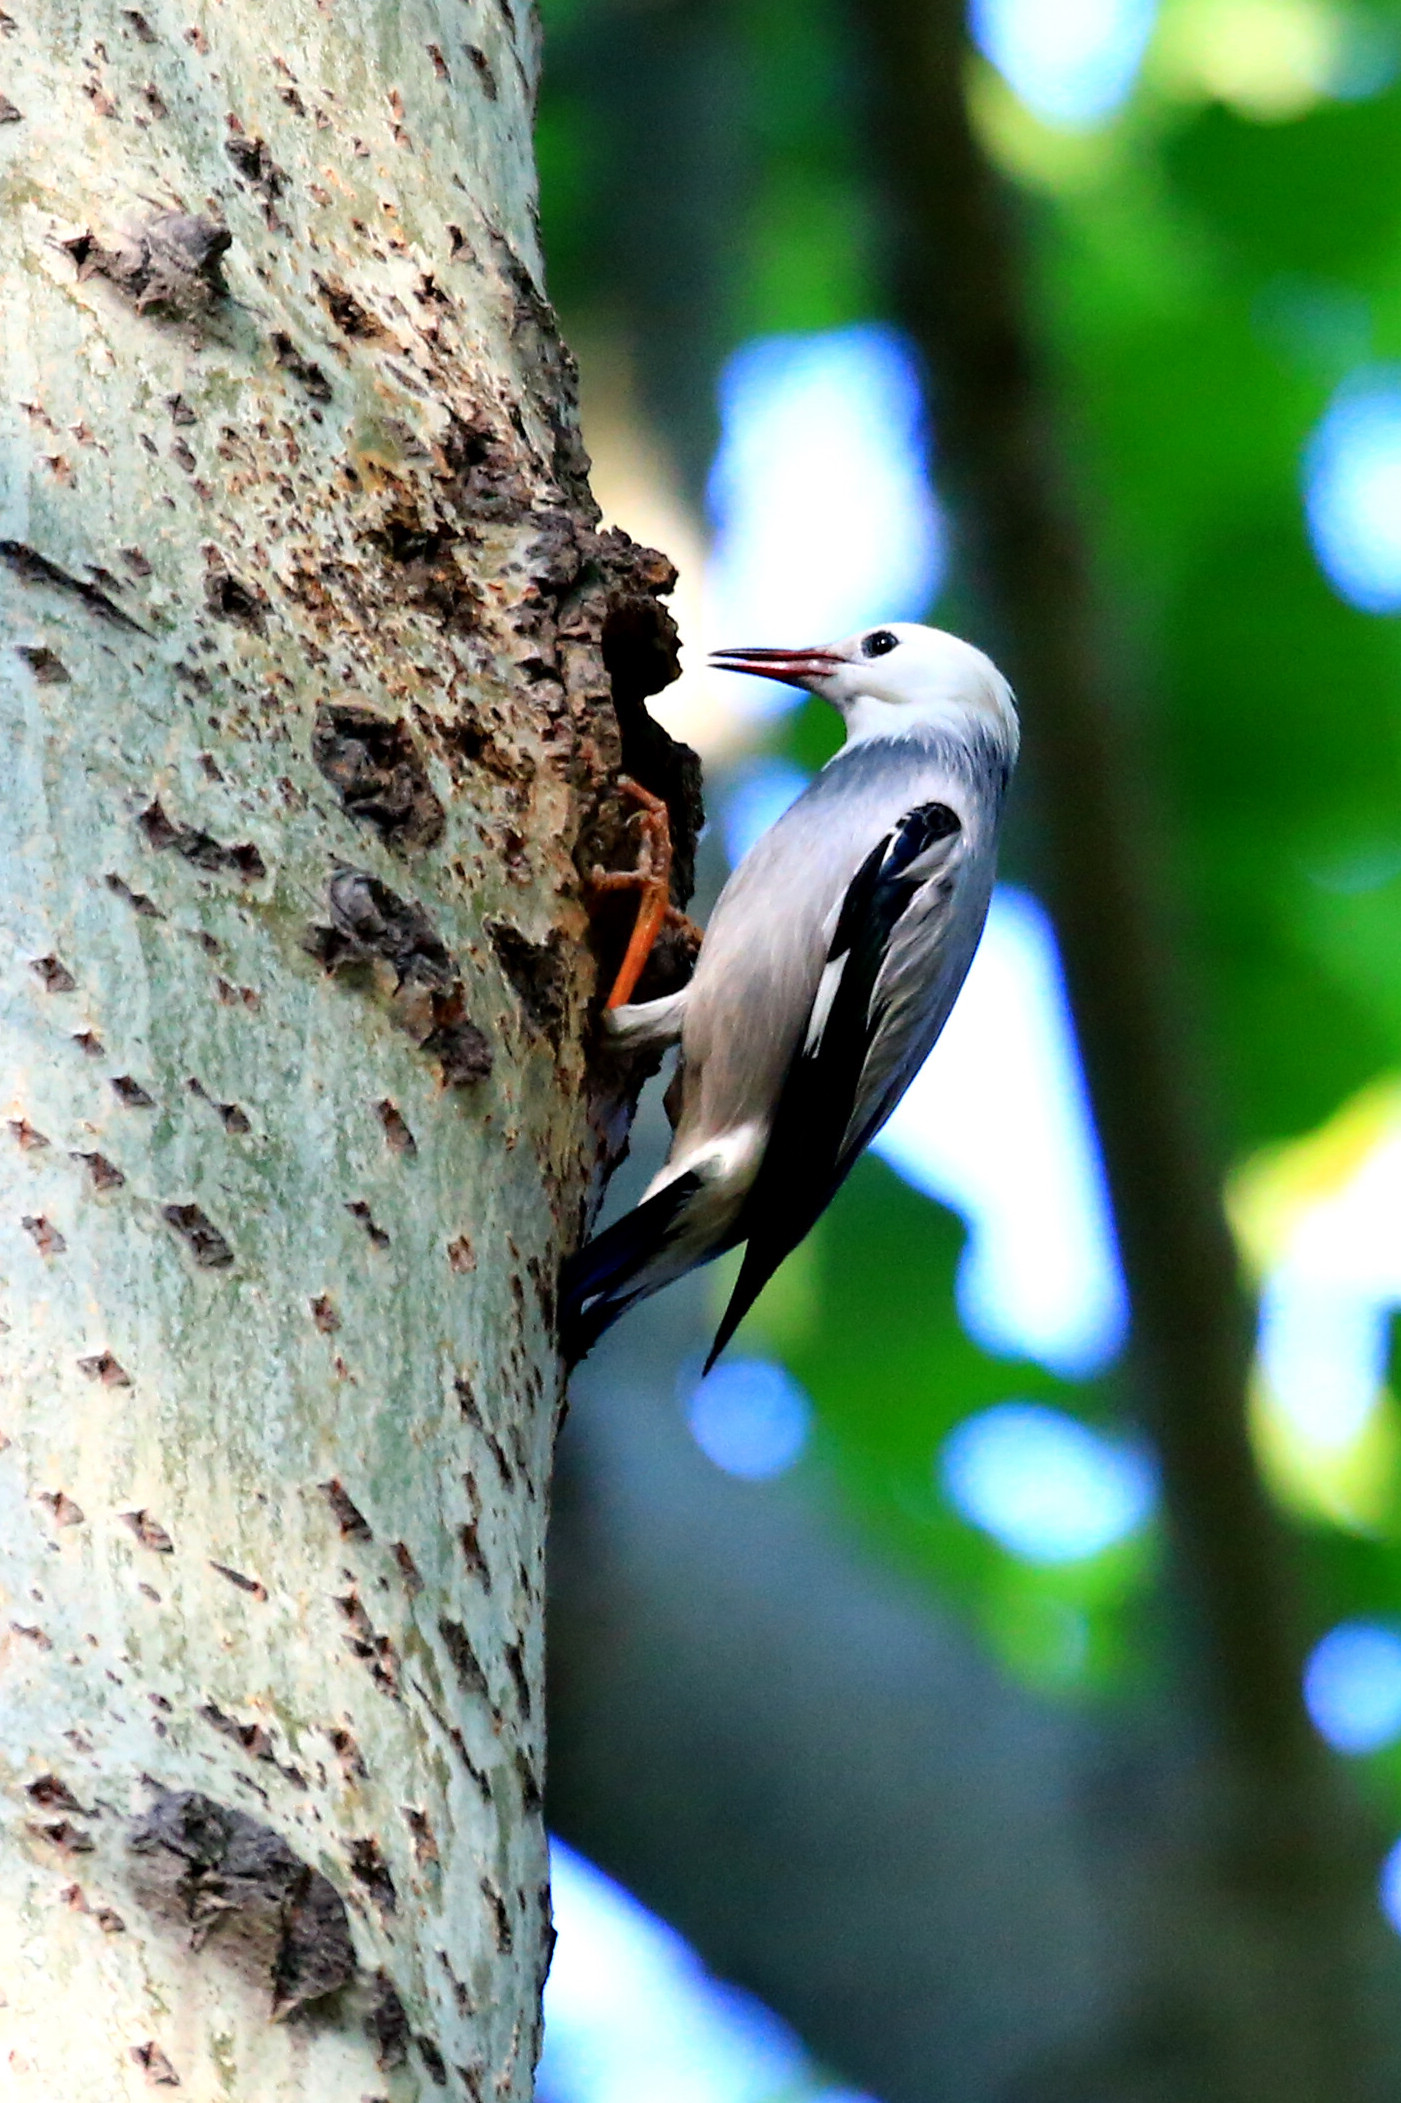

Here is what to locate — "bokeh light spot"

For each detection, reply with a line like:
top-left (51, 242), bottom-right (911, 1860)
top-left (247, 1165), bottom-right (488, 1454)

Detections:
top-left (720, 759), bottom-right (812, 869)
top-left (1380, 1836), bottom-right (1401, 1936)
top-left (877, 887), bottom-right (1128, 1379)
top-left (1304, 369), bottom-right (1401, 613)
top-left (707, 326), bottom-right (943, 721)
top-left (684, 1358), bottom-right (813, 1480)
top-left (1304, 1622), bottom-right (1401, 1753)
top-left (541, 1839), bottom-right (875, 2103)
top-left (940, 1402), bottom-right (1157, 1564)
top-left (1257, 1276), bottom-right (1391, 1449)
top-left (970, 0), bottom-right (1156, 125)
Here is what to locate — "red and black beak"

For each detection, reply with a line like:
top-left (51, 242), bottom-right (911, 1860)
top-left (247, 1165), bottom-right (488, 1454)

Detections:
top-left (708, 644), bottom-right (844, 690)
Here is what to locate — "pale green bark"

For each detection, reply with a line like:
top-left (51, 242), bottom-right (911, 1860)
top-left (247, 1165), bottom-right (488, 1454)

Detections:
top-left (0, 1), bottom-right (674, 2094)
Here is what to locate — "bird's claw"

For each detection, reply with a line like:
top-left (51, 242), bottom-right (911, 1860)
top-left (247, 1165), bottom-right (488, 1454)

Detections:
top-left (589, 776), bottom-right (701, 1009)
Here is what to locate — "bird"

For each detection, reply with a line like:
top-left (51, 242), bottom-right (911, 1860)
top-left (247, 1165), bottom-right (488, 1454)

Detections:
top-left (560, 621), bottom-right (1019, 1370)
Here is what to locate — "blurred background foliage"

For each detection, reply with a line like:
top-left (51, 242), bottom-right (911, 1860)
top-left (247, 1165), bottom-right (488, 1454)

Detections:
top-left (532, 3), bottom-right (1401, 2099)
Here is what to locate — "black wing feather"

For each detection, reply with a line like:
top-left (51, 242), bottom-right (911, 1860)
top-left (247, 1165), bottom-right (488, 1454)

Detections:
top-left (705, 802), bottom-right (962, 1370)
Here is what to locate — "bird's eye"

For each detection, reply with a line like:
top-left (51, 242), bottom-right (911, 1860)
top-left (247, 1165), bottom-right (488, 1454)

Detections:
top-left (861, 629), bottom-right (899, 659)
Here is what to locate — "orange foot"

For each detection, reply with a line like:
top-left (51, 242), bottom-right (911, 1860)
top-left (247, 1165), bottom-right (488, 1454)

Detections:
top-left (589, 777), bottom-right (703, 1009)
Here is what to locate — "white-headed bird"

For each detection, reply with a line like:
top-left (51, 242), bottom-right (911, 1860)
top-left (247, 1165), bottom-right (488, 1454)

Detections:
top-left (561, 622), bottom-right (1019, 1368)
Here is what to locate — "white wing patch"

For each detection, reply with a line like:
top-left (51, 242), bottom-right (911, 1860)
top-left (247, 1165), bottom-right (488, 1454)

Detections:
top-left (803, 954), bottom-right (848, 1056)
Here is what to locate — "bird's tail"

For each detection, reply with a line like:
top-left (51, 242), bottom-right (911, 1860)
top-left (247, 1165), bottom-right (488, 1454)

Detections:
top-left (558, 1171), bottom-right (703, 1367)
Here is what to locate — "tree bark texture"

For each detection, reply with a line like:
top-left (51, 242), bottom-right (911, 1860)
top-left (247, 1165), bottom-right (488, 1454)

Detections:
top-left (0, 4), bottom-right (695, 2095)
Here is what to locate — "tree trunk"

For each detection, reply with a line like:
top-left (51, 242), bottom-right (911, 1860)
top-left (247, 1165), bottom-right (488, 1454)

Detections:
top-left (0, 6), bottom-right (694, 2094)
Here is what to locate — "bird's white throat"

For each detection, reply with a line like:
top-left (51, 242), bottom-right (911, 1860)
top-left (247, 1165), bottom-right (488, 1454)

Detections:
top-left (838, 682), bottom-right (1020, 757)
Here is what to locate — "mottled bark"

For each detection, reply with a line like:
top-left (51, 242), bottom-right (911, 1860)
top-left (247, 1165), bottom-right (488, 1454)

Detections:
top-left (0, 4), bottom-right (693, 2096)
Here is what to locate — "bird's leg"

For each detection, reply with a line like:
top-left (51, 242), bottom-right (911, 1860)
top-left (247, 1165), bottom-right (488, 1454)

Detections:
top-left (590, 777), bottom-right (702, 1009)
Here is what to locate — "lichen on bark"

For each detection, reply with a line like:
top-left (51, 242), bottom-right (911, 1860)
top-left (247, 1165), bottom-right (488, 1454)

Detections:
top-left (0, 1), bottom-right (696, 2095)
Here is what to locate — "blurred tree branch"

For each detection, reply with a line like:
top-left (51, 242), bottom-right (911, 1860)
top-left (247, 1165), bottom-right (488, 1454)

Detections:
top-left (541, 0), bottom-right (741, 498)
top-left (849, 0), bottom-right (1401, 2095)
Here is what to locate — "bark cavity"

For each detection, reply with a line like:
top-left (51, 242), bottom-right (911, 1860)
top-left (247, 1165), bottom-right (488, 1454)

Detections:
top-left (203, 562), bottom-right (269, 631)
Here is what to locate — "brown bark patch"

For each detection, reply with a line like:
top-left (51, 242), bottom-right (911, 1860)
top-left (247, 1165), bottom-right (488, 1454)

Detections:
top-left (375, 1098), bottom-right (417, 1154)
top-left (348, 1835), bottom-right (397, 1913)
top-left (106, 872), bottom-right (164, 918)
top-left (404, 1806), bottom-right (437, 1862)
top-left (346, 1199), bottom-right (390, 1248)
top-left (162, 1203), bottom-right (234, 1269)
top-left (209, 1561), bottom-right (267, 1600)
top-left (417, 2035), bottom-right (449, 2086)
top-left (317, 278), bottom-right (391, 344)
top-left (61, 212), bottom-right (230, 316)
top-left (336, 1590), bottom-right (399, 1694)
top-left (480, 1876), bottom-right (513, 1953)
top-left (458, 1519), bottom-right (491, 1590)
top-left (438, 1617), bottom-right (492, 1706)
top-left (31, 953), bottom-right (76, 991)
top-left (30, 1817), bottom-right (94, 1851)
top-left (306, 870), bottom-right (493, 1088)
top-left (321, 1478), bottom-right (372, 1540)
top-left (122, 1509), bottom-right (174, 1553)
top-left (77, 1348), bottom-right (130, 1383)
top-left (366, 1972), bottom-right (411, 2069)
top-left (27, 1774), bottom-right (90, 1815)
top-left (37, 1489), bottom-right (84, 1526)
top-left (140, 798), bottom-right (267, 881)
top-left (130, 2039), bottom-right (180, 2084)
top-left (486, 920), bottom-right (569, 1046)
top-left (312, 704), bottom-right (445, 851)
top-left (271, 331), bottom-right (332, 402)
top-left (129, 1789), bottom-right (356, 2019)
top-left (1, 539), bottom-right (146, 632)
top-left (203, 562), bottom-right (269, 631)
top-left (224, 131), bottom-right (285, 206)
top-left (15, 645), bottom-right (69, 683)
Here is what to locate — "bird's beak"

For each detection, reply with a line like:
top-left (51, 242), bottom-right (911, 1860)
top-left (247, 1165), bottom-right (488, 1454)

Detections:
top-left (709, 645), bottom-right (843, 691)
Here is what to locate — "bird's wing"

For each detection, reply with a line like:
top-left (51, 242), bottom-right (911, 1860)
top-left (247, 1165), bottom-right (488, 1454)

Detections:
top-left (705, 799), bottom-right (971, 1369)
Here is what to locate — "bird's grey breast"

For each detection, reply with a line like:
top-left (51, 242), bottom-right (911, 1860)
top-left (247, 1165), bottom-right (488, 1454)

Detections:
top-left (679, 730), bottom-right (1004, 1138)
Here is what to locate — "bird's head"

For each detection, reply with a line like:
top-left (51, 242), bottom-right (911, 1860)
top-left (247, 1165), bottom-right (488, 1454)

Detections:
top-left (710, 622), bottom-right (1018, 756)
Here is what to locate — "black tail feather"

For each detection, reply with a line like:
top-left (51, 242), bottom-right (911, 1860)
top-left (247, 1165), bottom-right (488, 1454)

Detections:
top-left (559, 1172), bottom-right (702, 1367)
top-left (704, 1222), bottom-right (801, 1374)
